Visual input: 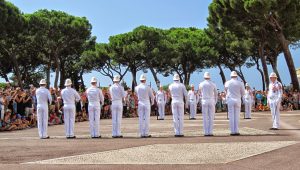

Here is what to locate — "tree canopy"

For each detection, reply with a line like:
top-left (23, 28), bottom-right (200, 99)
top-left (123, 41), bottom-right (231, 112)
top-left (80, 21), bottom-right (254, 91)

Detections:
top-left (0, 0), bottom-right (299, 91)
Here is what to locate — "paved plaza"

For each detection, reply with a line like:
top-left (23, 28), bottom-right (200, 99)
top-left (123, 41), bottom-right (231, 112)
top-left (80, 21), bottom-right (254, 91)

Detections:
top-left (1, 111), bottom-right (300, 169)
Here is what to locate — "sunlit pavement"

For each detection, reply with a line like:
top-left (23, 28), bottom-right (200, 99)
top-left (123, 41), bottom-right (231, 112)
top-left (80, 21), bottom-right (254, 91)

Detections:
top-left (1, 110), bottom-right (300, 170)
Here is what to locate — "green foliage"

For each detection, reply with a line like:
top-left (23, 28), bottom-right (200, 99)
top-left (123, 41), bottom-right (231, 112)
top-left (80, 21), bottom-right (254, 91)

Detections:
top-left (0, 0), bottom-right (299, 90)
top-left (163, 27), bottom-right (214, 85)
top-left (0, 83), bottom-right (6, 89)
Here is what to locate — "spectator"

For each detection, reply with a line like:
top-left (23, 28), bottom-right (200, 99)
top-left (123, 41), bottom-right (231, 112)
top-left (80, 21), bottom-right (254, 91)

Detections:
top-left (2, 109), bottom-right (13, 131)
top-left (49, 105), bottom-right (61, 125)
top-left (0, 92), bottom-right (2, 116)
top-left (27, 113), bottom-right (37, 128)
top-left (23, 90), bottom-right (33, 117)
top-left (31, 89), bottom-right (37, 114)
top-left (255, 91), bottom-right (263, 106)
top-left (102, 92), bottom-right (111, 119)
top-left (14, 88), bottom-right (26, 116)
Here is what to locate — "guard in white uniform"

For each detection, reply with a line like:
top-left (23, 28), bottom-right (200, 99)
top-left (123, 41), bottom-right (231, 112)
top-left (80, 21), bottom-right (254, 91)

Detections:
top-left (267, 72), bottom-right (282, 130)
top-left (169, 74), bottom-right (188, 137)
top-left (86, 77), bottom-right (104, 138)
top-left (135, 74), bottom-right (154, 138)
top-left (224, 71), bottom-right (245, 136)
top-left (199, 72), bottom-right (218, 136)
top-left (36, 79), bottom-right (52, 139)
top-left (243, 83), bottom-right (253, 119)
top-left (156, 85), bottom-right (166, 120)
top-left (109, 75), bottom-right (126, 138)
top-left (188, 84), bottom-right (198, 120)
top-left (61, 79), bottom-right (81, 139)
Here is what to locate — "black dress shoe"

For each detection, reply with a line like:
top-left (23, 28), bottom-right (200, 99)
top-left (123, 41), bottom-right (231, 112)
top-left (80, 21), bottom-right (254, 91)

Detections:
top-left (230, 133), bottom-right (240, 136)
top-left (67, 136), bottom-right (76, 139)
top-left (145, 135), bottom-right (152, 138)
top-left (118, 135), bottom-right (123, 138)
top-left (41, 136), bottom-right (50, 139)
top-left (204, 134), bottom-right (214, 137)
top-left (175, 134), bottom-right (184, 137)
top-left (112, 136), bottom-right (118, 138)
top-left (92, 136), bottom-right (101, 139)
top-left (269, 128), bottom-right (279, 130)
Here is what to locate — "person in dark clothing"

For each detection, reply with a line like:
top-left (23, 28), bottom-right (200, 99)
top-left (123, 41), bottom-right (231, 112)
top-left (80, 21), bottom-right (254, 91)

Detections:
top-left (14, 90), bottom-right (26, 116)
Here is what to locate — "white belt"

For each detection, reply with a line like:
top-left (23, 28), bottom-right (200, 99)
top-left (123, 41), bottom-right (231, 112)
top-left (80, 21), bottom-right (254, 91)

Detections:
top-left (112, 100), bottom-right (122, 104)
top-left (37, 103), bottom-right (48, 106)
top-left (89, 101), bottom-right (100, 104)
top-left (64, 103), bottom-right (75, 105)
top-left (89, 102), bottom-right (100, 106)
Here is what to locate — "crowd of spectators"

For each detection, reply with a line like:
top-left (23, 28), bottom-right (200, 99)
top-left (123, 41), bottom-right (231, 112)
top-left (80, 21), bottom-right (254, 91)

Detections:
top-left (0, 82), bottom-right (299, 132)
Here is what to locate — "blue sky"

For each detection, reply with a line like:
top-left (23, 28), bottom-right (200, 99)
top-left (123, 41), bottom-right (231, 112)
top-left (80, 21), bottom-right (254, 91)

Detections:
top-left (5, 0), bottom-right (300, 90)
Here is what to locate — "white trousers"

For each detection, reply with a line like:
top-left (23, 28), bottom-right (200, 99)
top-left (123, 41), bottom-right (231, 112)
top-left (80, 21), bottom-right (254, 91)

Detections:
top-left (111, 103), bottom-right (123, 136)
top-left (1, 105), bottom-right (4, 120)
top-left (227, 99), bottom-right (241, 134)
top-left (244, 100), bottom-right (252, 118)
top-left (202, 101), bottom-right (215, 135)
top-left (37, 104), bottom-right (49, 138)
top-left (172, 102), bottom-right (184, 135)
top-left (138, 102), bottom-right (151, 136)
top-left (63, 104), bottom-right (76, 137)
top-left (88, 104), bottom-right (101, 137)
top-left (157, 102), bottom-right (165, 119)
top-left (189, 101), bottom-right (197, 118)
top-left (270, 101), bottom-right (280, 128)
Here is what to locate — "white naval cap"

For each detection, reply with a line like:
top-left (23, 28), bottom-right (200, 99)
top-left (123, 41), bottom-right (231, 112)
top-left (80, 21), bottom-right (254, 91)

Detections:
top-left (113, 75), bottom-right (120, 82)
top-left (39, 79), bottom-right (47, 85)
top-left (90, 77), bottom-right (97, 83)
top-left (173, 74), bottom-right (180, 81)
top-left (140, 74), bottom-right (147, 81)
top-left (230, 71), bottom-right (238, 77)
top-left (204, 72), bottom-right (210, 79)
top-left (269, 72), bottom-right (277, 78)
top-left (64, 79), bottom-right (72, 86)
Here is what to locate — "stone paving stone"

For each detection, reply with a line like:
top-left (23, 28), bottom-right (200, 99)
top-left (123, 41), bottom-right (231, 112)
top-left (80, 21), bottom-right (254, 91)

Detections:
top-left (26, 141), bottom-right (297, 165)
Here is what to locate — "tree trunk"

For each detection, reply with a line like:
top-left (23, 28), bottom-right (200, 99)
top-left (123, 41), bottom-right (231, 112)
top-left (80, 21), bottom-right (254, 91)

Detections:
top-left (149, 67), bottom-right (160, 89)
top-left (259, 43), bottom-right (269, 89)
top-left (80, 69), bottom-right (85, 89)
top-left (11, 54), bottom-right (23, 89)
top-left (53, 54), bottom-right (60, 88)
top-left (269, 56), bottom-right (282, 83)
top-left (185, 72), bottom-right (191, 86)
top-left (217, 64), bottom-right (226, 85)
top-left (59, 60), bottom-right (65, 88)
top-left (254, 57), bottom-right (265, 91)
top-left (131, 67), bottom-right (137, 92)
top-left (0, 72), bottom-right (10, 83)
top-left (276, 31), bottom-right (299, 91)
top-left (119, 66), bottom-right (129, 82)
top-left (1, 74), bottom-right (10, 82)
top-left (236, 71), bottom-right (246, 84)
top-left (46, 59), bottom-right (51, 88)
top-left (238, 66), bottom-right (246, 84)
top-left (4, 75), bottom-right (9, 82)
